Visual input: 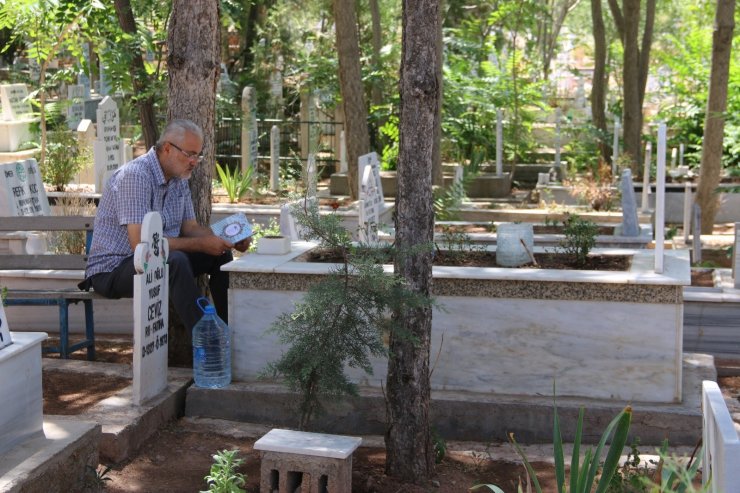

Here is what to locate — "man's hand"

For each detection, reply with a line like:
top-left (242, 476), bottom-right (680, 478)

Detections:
top-left (233, 238), bottom-right (251, 253)
top-left (199, 235), bottom-right (235, 256)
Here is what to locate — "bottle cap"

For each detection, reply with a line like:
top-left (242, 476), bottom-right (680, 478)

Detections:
top-left (196, 296), bottom-right (216, 315)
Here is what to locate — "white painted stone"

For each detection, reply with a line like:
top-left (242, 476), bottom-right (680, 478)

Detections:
top-left (93, 96), bottom-right (122, 193)
top-left (655, 123), bottom-right (667, 273)
top-left (306, 154), bottom-right (317, 198)
top-left (496, 109), bottom-right (503, 176)
top-left (66, 84), bottom-right (85, 130)
top-left (132, 211), bottom-right (169, 405)
top-left (256, 235), bottom-right (291, 255)
top-left (702, 380), bottom-right (740, 492)
top-left (0, 331), bottom-right (46, 454)
top-left (358, 165), bottom-right (380, 243)
top-left (0, 159), bottom-right (51, 216)
top-left (358, 152), bottom-right (383, 201)
top-left (241, 86), bottom-right (258, 173)
top-left (339, 130), bottom-right (348, 173)
top-left (641, 142), bottom-right (652, 213)
top-left (0, 84), bottom-right (33, 121)
top-left (254, 428), bottom-right (361, 459)
top-left (269, 125), bottom-right (280, 192)
top-left (0, 303), bottom-right (11, 350)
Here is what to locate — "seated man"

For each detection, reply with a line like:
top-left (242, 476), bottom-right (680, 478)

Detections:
top-left (81, 119), bottom-right (249, 330)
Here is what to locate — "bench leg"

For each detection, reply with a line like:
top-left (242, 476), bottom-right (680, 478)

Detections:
top-left (58, 302), bottom-right (70, 359)
top-left (83, 299), bottom-right (95, 361)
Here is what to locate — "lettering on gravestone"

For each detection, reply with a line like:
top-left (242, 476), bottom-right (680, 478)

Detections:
top-left (132, 212), bottom-right (169, 405)
top-left (0, 159), bottom-right (51, 216)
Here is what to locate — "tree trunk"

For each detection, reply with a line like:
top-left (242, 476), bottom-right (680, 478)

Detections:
top-left (113, 0), bottom-right (159, 148)
top-left (166, 0), bottom-right (220, 365)
top-left (590, 0), bottom-right (610, 166)
top-left (432, 2), bottom-right (443, 187)
top-left (608, 0), bottom-right (656, 172)
top-left (620, 0), bottom-right (642, 171)
top-left (696, 0), bottom-right (735, 234)
top-left (333, 0), bottom-right (370, 200)
top-left (385, 0), bottom-right (439, 483)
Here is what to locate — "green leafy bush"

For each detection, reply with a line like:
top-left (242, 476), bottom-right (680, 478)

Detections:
top-left (560, 214), bottom-right (599, 266)
top-left (216, 162), bottom-right (253, 203)
top-left (42, 130), bottom-right (90, 191)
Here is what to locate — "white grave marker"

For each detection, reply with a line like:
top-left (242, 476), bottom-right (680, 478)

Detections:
top-left (612, 118), bottom-right (621, 176)
top-left (0, 159), bottom-right (51, 216)
top-left (132, 211), bottom-right (169, 405)
top-left (279, 196), bottom-right (317, 240)
top-left (358, 152), bottom-right (383, 201)
top-left (358, 164), bottom-right (380, 244)
top-left (270, 125), bottom-right (280, 192)
top-left (339, 130), bottom-right (348, 173)
top-left (0, 304), bottom-right (11, 350)
top-left (241, 86), bottom-right (259, 173)
top-left (655, 123), bottom-right (667, 273)
top-left (67, 84), bottom-right (85, 130)
top-left (0, 84), bottom-right (33, 121)
top-left (306, 154), bottom-right (317, 198)
top-left (641, 141), bottom-right (652, 213)
top-left (93, 96), bottom-right (123, 193)
top-left (495, 109), bottom-right (503, 176)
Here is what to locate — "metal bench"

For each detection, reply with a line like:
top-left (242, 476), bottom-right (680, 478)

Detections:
top-left (0, 215), bottom-right (99, 360)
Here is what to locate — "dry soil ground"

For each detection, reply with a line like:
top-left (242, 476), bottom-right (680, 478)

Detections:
top-left (41, 336), bottom-right (740, 492)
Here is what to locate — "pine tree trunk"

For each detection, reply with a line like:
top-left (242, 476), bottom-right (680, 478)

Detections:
top-left (166, 0), bottom-right (220, 366)
top-left (621, 0), bottom-right (642, 171)
top-left (696, 0), bottom-right (736, 234)
top-left (385, 0), bottom-right (439, 483)
top-left (333, 0), bottom-right (370, 200)
top-left (113, 0), bottom-right (158, 149)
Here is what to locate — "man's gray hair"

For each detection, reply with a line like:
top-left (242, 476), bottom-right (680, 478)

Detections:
top-left (156, 119), bottom-right (203, 147)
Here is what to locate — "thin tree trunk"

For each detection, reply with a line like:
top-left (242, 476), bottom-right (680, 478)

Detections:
top-left (333, 0), bottom-right (370, 200)
top-left (166, 0), bottom-right (220, 365)
top-left (621, 0), bottom-right (642, 171)
top-left (113, 0), bottom-right (159, 148)
top-left (696, 0), bottom-right (735, 234)
top-left (590, 0), bottom-right (610, 166)
top-left (432, 2), bottom-right (443, 187)
top-left (385, 0), bottom-right (439, 483)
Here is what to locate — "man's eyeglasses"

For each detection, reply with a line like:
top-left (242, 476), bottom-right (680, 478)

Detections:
top-left (167, 141), bottom-right (204, 163)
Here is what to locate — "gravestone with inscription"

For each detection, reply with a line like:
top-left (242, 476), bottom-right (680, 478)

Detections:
top-left (241, 86), bottom-right (259, 173)
top-left (67, 84), bottom-right (85, 130)
top-left (306, 154), bottom-right (317, 198)
top-left (358, 152), bottom-right (383, 201)
top-left (0, 84), bottom-right (36, 152)
top-left (358, 165), bottom-right (380, 244)
top-left (93, 96), bottom-right (123, 193)
top-left (0, 159), bottom-right (51, 216)
top-left (132, 212), bottom-right (169, 406)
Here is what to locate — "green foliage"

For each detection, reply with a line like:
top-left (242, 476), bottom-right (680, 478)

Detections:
top-left (560, 214), bottom-right (599, 266)
top-left (379, 114), bottom-right (399, 171)
top-left (474, 402), bottom-right (632, 493)
top-left (264, 200), bottom-right (434, 428)
top-left (83, 464), bottom-right (112, 491)
top-left (216, 163), bottom-right (253, 203)
top-left (201, 449), bottom-right (246, 493)
top-left (433, 179), bottom-right (468, 221)
top-left (42, 130), bottom-right (90, 191)
top-left (432, 429), bottom-right (447, 464)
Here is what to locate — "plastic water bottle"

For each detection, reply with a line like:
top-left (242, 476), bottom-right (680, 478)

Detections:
top-left (192, 297), bottom-right (231, 388)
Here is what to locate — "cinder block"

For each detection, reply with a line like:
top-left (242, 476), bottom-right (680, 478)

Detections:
top-left (254, 428), bottom-right (361, 493)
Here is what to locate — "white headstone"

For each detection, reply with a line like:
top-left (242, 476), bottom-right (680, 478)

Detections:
top-left (612, 118), bottom-right (621, 177)
top-left (679, 143), bottom-right (685, 167)
top-left (0, 84), bottom-right (33, 121)
top-left (132, 211), bottom-right (169, 406)
top-left (67, 84), bottom-right (85, 130)
top-left (306, 154), bottom-right (317, 198)
top-left (0, 304), bottom-right (11, 350)
top-left (78, 71), bottom-right (91, 99)
top-left (93, 96), bottom-right (123, 193)
top-left (641, 141), bottom-right (652, 213)
top-left (307, 91), bottom-right (320, 155)
top-left (240, 86), bottom-right (259, 173)
top-left (279, 196), bottom-right (317, 241)
top-left (671, 147), bottom-right (678, 169)
top-left (733, 223), bottom-right (739, 289)
top-left (269, 69), bottom-right (283, 101)
top-left (495, 109), bottom-right (503, 176)
top-left (270, 125), bottom-right (280, 192)
top-left (358, 164), bottom-right (380, 244)
top-left (99, 60), bottom-right (110, 96)
top-left (683, 181), bottom-right (693, 243)
top-left (339, 130), bottom-right (348, 173)
top-left (0, 159), bottom-right (51, 216)
top-left (358, 152), bottom-right (383, 201)
top-left (454, 165), bottom-right (464, 186)
top-left (655, 123), bottom-right (667, 273)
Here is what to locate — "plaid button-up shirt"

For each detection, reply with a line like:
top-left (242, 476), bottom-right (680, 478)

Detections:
top-left (85, 147), bottom-right (196, 277)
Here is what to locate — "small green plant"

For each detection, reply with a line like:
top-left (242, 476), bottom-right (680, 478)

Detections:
top-left (473, 398), bottom-right (632, 493)
top-left (432, 428), bottom-right (447, 464)
top-left (201, 449), bottom-right (246, 493)
top-left (560, 214), bottom-right (599, 266)
top-left (83, 464), bottom-right (112, 491)
top-left (42, 130), bottom-right (90, 191)
top-left (434, 177), bottom-right (468, 221)
top-left (216, 162), bottom-right (253, 203)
